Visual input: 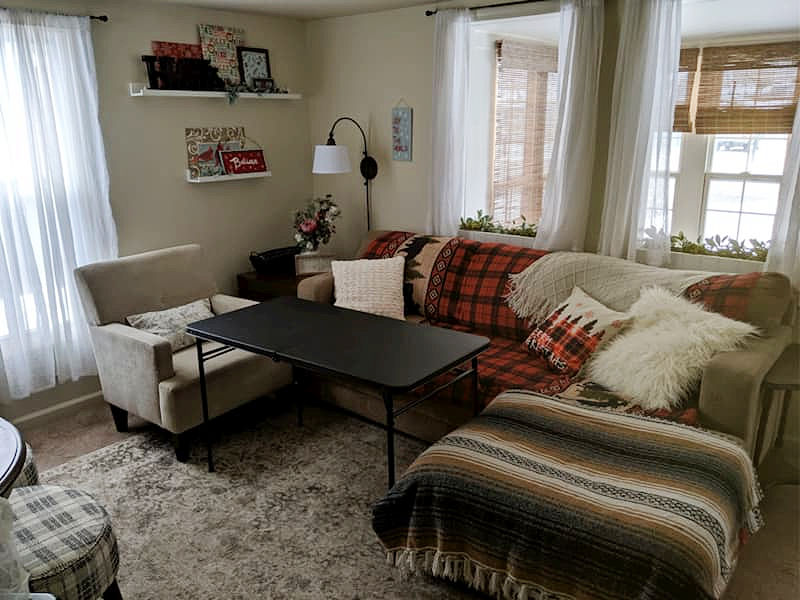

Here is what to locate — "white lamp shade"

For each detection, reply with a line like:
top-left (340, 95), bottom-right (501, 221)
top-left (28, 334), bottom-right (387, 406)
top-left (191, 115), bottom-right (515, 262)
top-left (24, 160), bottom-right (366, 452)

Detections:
top-left (312, 144), bottom-right (352, 174)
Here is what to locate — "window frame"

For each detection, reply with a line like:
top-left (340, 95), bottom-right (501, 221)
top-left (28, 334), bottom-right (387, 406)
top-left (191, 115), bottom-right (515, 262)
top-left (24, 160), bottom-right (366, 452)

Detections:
top-left (670, 132), bottom-right (787, 244)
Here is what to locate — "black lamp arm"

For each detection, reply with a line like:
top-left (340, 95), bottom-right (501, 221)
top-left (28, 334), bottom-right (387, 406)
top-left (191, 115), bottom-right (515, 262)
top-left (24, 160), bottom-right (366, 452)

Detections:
top-left (327, 116), bottom-right (369, 156)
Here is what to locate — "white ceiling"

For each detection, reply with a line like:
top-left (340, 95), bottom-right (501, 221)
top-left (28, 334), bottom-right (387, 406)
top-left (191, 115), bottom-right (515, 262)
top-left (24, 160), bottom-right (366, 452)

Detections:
top-left (144, 0), bottom-right (435, 20)
top-left (473, 0), bottom-right (799, 44)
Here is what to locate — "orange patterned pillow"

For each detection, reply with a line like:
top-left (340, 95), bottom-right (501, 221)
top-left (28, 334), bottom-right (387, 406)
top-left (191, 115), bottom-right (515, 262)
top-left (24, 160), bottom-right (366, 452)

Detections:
top-left (523, 287), bottom-right (630, 375)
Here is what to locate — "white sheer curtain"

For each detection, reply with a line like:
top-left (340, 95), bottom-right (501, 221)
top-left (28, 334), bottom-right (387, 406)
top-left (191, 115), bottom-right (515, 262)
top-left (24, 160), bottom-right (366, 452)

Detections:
top-left (766, 105), bottom-right (800, 287)
top-left (597, 0), bottom-right (681, 264)
top-left (429, 8), bottom-right (471, 236)
top-left (0, 9), bottom-right (117, 400)
top-left (532, 0), bottom-right (603, 252)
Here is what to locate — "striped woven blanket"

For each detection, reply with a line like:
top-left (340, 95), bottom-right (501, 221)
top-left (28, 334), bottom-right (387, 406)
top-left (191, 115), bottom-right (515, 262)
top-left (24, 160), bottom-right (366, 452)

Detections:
top-left (372, 391), bottom-right (762, 600)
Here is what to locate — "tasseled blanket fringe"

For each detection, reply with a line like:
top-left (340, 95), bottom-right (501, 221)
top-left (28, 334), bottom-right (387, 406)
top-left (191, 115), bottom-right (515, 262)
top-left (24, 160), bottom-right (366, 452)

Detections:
top-left (387, 549), bottom-right (571, 600)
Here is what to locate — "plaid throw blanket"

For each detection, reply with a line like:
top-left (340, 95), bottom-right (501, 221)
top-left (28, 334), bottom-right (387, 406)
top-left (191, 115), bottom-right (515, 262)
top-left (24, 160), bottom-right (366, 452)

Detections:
top-left (506, 252), bottom-right (709, 325)
top-left (373, 391), bottom-right (762, 600)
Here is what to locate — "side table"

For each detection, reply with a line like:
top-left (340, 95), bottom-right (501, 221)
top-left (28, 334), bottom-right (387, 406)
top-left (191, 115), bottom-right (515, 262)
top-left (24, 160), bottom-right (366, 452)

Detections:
top-left (754, 343), bottom-right (800, 460)
top-left (237, 271), bottom-right (315, 301)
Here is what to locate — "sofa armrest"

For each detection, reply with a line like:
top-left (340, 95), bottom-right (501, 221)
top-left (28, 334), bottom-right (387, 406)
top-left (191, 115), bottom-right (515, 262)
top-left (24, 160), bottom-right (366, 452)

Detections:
top-left (699, 325), bottom-right (792, 456)
top-left (211, 293), bottom-right (258, 315)
top-left (297, 272), bottom-right (334, 304)
top-left (90, 323), bottom-right (175, 426)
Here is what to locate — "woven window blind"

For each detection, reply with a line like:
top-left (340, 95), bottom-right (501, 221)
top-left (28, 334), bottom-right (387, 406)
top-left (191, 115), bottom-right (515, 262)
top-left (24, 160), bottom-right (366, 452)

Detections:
top-left (678, 41), bottom-right (800, 134)
top-left (673, 48), bottom-right (699, 133)
top-left (491, 40), bottom-right (558, 225)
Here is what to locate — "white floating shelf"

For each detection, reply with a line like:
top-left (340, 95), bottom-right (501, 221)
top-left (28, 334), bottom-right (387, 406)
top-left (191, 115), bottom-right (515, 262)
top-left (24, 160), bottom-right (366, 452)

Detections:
top-left (129, 83), bottom-right (302, 100)
top-left (185, 170), bottom-right (271, 183)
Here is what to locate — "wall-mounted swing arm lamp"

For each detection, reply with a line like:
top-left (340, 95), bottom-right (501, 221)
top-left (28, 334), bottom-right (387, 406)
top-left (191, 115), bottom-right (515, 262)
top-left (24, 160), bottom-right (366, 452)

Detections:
top-left (312, 116), bottom-right (378, 230)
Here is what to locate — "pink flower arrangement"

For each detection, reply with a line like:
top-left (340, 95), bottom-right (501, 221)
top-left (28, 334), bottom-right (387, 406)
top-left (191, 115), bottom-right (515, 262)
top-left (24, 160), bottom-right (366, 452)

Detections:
top-left (293, 195), bottom-right (340, 251)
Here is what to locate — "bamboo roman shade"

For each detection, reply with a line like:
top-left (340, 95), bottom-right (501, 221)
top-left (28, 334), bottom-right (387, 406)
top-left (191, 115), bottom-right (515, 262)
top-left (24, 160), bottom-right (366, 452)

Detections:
top-left (673, 48), bottom-right (699, 133)
top-left (491, 40), bottom-right (558, 225)
top-left (675, 41), bottom-right (800, 134)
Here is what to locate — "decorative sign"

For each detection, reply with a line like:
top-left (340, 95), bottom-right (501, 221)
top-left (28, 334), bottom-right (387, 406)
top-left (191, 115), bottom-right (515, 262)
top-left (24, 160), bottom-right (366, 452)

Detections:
top-left (198, 24), bottom-right (244, 85)
top-left (151, 41), bottom-right (202, 59)
top-left (220, 149), bottom-right (270, 175)
top-left (392, 105), bottom-right (413, 161)
top-left (185, 127), bottom-right (245, 179)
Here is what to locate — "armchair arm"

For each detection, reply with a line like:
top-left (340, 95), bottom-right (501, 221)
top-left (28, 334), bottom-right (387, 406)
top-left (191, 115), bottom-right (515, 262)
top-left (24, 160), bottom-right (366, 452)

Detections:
top-left (699, 325), bottom-right (792, 456)
top-left (297, 272), bottom-right (334, 304)
top-left (211, 293), bottom-right (258, 315)
top-left (90, 323), bottom-right (175, 426)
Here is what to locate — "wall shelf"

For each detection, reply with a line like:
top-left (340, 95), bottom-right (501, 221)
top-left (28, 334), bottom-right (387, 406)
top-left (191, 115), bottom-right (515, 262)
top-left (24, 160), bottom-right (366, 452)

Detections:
top-left (185, 170), bottom-right (271, 184)
top-left (129, 83), bottom-right (302, 101)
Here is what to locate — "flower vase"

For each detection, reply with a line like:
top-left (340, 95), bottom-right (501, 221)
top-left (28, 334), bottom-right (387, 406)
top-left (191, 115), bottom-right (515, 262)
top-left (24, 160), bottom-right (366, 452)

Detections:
top-left (294, 246), bottom-right (333, 275)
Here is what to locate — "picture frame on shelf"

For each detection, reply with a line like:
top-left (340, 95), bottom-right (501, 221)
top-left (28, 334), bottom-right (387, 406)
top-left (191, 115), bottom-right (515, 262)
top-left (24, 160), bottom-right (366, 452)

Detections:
top-left (237, 46), bottom-right (271, 90)
top-left (252, 77), bottom-right (274, 93)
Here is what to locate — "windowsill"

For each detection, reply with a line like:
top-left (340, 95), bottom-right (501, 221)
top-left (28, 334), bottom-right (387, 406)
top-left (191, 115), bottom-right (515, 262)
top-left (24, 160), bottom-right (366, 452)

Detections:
top-left (636, 249), bottom-right (765, 274)
top-left (457, 230), bottom-right (764, 274)
top-left (457, 229), bottom-right (538, 248)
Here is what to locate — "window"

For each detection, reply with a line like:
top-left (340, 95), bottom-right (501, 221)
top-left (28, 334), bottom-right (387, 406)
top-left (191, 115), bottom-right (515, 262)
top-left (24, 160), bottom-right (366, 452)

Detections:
top-left (668, 41), bottom-right (797, 249)
top-left (702, 133), bottom-right (787, 242)
top-left (490, 40), bottom-right (558, 226)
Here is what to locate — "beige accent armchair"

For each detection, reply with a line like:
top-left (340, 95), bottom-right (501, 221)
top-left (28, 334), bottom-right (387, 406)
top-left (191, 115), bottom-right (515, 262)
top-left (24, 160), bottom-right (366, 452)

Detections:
top-left (74, 244), bottom-right (292, 461)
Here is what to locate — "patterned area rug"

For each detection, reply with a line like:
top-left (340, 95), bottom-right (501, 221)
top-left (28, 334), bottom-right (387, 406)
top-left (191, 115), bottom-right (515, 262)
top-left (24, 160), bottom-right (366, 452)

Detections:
top-left (42, 404), bottom-right (480, 599)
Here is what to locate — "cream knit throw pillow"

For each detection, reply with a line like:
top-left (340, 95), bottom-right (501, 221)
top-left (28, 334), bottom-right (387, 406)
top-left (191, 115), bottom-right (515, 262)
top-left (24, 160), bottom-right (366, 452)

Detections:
top-left (332, 256), bottom-right (405, 320)
top-left (588, 286), bottom-right (758, 410)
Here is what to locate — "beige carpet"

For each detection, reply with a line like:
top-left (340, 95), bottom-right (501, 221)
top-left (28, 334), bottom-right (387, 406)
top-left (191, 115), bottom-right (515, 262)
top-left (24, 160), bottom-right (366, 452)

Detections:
top-left (24, 402), bottom-right (800, 599)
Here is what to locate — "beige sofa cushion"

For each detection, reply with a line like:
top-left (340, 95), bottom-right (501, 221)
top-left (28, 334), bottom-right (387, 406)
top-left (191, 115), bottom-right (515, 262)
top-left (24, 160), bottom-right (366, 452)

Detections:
top-left (159, 341), bottom-right (292, 433)
top-left (126, 298), bottom-right (214, 352)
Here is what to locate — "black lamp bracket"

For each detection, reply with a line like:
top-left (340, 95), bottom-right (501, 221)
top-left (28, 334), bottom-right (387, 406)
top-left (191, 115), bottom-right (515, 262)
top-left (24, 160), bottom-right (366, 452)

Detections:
top-left (327, 116), bottom-right (378, 182)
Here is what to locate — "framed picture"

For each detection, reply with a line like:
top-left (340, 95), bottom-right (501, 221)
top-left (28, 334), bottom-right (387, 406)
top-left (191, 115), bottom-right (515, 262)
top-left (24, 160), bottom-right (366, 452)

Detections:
top-left (392, 106), bottom-right (413, 161)
top-left (185, 127), bottom-right (246, 179)
top-left (237, 46), bottom-right (271, 89)
top-left (251, 77), bottom-right (274, 93)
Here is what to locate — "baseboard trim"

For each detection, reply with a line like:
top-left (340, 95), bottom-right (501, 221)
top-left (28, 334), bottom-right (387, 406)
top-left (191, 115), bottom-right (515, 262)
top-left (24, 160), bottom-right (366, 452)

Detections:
top-left (14, 390), bottom-right (104, 429)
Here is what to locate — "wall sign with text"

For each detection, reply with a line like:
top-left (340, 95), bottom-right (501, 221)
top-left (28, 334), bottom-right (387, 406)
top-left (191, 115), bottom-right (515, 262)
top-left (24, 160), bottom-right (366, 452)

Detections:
top-left (220, 149), bottom-right (270, 175)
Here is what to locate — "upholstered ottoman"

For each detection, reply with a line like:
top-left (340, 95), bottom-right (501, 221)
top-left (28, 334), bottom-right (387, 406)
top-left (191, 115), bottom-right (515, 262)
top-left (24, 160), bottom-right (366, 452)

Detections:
top-left (9, 485), bottom-right (121, 600)
top-left (11, 443), bottom-right (40, 490)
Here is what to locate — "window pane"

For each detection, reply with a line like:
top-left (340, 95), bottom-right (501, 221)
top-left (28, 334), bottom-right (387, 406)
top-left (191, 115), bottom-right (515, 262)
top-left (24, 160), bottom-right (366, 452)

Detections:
top-left (741, 180), bottom-right (780, 214)
top-left (669, 133), bottom-right (682, 173)
top-left (711, 135), bottom-right (750, 173)
top-left (749, 135), bottom-right (788, 175)
top-left (738, 213), bottom-right (775, 244)
top-left (706, 179), bottom-right (743, 212)
top-left (704, 210), bottom-right (740, 240)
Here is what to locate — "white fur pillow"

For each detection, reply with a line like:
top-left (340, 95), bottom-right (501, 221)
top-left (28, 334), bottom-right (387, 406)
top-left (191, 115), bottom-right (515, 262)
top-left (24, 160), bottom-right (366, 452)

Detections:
top-left (588, 286), bottom-right (757, 410)
top-left (332, 256), bottom-right (405, 320)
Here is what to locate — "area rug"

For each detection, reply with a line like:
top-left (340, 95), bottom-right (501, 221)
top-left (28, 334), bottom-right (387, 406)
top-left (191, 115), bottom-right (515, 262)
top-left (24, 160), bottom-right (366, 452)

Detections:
top-left (42, 404), bottom-right (480, 599)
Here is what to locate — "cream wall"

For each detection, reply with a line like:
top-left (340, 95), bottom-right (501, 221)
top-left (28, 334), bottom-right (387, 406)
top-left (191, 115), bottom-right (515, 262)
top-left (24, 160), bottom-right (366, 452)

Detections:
top-left (306, 6), bottom-right (434, 258)
top-left (1, 0), bottom-right (311, 419)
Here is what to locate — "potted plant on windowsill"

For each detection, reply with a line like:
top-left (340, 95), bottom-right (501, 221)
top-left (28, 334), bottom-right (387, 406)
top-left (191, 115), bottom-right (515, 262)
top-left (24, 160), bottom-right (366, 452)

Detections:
top-left (458, 210), bottom-right (538, 248)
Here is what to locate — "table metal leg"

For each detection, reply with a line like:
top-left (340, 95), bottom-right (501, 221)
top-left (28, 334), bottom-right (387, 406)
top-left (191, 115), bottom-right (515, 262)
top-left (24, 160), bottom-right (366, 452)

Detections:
top-left (196, 341), bottom-right (214, 473)
top-left (472, 356), bottom-right (480, 416)
top-left (294, 370), bottom-right (303, 427)
top-left (383, 388), bottom-right (395, 489)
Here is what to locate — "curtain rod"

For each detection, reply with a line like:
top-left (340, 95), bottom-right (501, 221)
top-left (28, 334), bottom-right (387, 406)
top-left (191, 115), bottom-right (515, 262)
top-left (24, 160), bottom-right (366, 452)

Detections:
top-left (91, 15), bottom-right (109, 22)
top-left (0, 7), bottom-right (110, 21)
top-left (425, 0), bottom-right (547, 16)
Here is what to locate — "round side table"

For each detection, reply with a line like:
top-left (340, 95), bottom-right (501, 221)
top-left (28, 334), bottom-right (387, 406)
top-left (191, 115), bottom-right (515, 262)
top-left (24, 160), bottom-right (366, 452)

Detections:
top-left (755, 343), bottom-right (800, 460)
top-left (0, 416), bottom-right (25, 498)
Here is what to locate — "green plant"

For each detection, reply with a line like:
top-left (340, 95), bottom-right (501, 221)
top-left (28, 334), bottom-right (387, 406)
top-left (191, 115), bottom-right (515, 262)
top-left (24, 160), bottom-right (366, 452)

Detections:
top-left (668, 231), bottom-right (770, 262)
top-left (459, 210), bottom-right (538, 238)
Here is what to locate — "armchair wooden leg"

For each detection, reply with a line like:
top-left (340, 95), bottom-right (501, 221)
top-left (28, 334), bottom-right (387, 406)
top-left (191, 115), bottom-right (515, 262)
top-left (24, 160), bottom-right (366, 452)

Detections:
top-left (173, 432), bottom-right (190, 463)
top-left (108, 404), bottom-right (128, 433)
top-left (103, 579), bottom-right (123, 600)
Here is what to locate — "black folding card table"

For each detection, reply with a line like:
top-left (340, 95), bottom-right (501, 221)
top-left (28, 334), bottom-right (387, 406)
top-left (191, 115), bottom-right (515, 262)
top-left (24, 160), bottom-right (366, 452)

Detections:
top-left (186, 296), bottom-right (489, 487)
